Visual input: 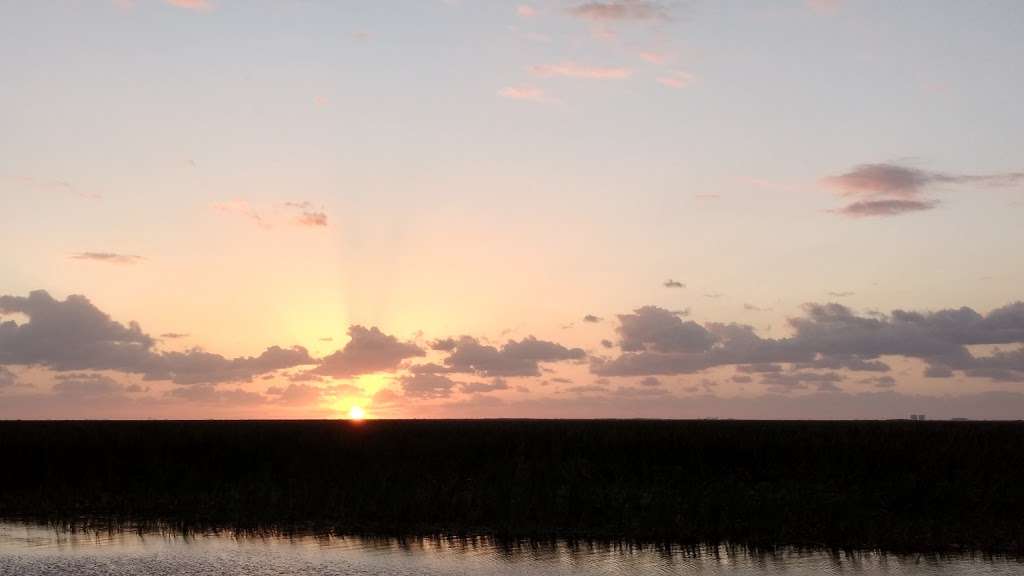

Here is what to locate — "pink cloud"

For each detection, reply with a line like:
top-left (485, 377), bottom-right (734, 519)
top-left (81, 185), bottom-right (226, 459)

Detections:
top-left (498, 86), bottom-right (551, 103)
top-left (639, 51), bottom-right (667, 64)
top-left (165, 0), bottom-right (212, 11)
top-left (657, 70), bottom-right (694, 88)
top-left (530, 62), bottom-right (630, 79)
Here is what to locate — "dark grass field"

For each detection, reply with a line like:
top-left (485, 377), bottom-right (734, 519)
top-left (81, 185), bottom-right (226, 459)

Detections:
top-left (1, 420), bottom-right (1022, 553)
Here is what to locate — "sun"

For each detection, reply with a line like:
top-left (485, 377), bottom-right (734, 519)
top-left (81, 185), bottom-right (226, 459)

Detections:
top-left (348, 405), bottom-right (365, 421)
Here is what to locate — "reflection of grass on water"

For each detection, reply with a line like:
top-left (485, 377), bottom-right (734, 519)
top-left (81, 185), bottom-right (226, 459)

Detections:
top-left (0, 420), bottom-right (1022, 554)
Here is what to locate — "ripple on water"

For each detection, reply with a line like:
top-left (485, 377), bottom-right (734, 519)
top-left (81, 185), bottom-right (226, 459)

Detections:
top-left (0, 523), bottom-right (1020, 576)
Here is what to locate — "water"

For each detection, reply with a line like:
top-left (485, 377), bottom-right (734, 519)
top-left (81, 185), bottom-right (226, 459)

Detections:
top-left (0, 523), bottom-right (1018, 575)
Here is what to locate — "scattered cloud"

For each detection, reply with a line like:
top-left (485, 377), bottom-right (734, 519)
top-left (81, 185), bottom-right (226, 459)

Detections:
top-left (165, 0), bottom-right (212, 11)
top-left (498, 85), bottom-right (552, 103)
top-left (460, 377), bottom-right (510, 394)
top-left (823, 163), bottom-right (1023, 218)
top-left (400, 373), bottom-right (456, 398)
top-left (70, 252), bottom-right (144, 265)
top-left (530, 62), bottom-right (630, 79)
top-left (313, 326), bottom-right (424, 378)
top-left (434, 335), bottom-right (585, 377)
top-left (568, 1), bottom-right (669, 21)
top-left (594, 301), bottom-right (1024, 382)
top-left (159, 333), bottom-right (189, 339)
top-left (827, 291), bottom-right (855, 297)
top-left (664, 279), bottom-right (685, 288)
top-left (657, 70), bottom-right (694, 89)
top-left (583, 314), bottom-right (602, 323)
top-left (214, 200), bottom-right (329, 229)
top-left (0, 290), bottom-right (313, 385)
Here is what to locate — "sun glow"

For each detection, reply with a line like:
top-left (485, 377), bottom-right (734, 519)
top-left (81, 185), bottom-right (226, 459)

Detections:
top-left (348, 405), bottom-right (365, 421)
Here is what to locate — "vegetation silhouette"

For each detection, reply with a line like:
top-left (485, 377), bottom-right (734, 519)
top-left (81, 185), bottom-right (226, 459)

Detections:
top-left (0, 420), bottom-right (1021, 553)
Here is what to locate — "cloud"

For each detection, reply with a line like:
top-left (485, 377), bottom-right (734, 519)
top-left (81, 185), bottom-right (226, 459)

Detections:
top-left (530, 62), bottom-right (630, 79)
top-left (664, 279), bottom-right (685, 288)
top-left (0, 367), bottom-right (17, 388)
top-left (568, 1), bottom-right (669, 21)
top-left (168, 384), bottom-right (264, 405)
top-left (583, 314), bottom-right (602, 323)
top-left (616, 306), bottom-right (717, 353)
top-left (657, 70), bottom-right (694, 89)
top-left (313, 326), bottom-right (424, 379)
top-left (835, 199), bottom-right (938, 217)
top-left (861, 375), bottom-right (896, 389)
top-left (760, 370), bottom-right (844, 392)
top-left (639, 51), bottom-right (667, 63)
top-left (639, 376), bottom-right (661, 386)
top-left (827, 291), bottom-right (855, 297)
top-left (806, 0), bottom-right (840, 13)
top-left (265, 383), bottom-right (324, 405)
top-left (0, 290), bottom-right (314, 385)
top-left (70, 252), bottom-right (144, 265)
top-left (51, 373), bottom-right (126, 400)
top-left (594, 300), bottom-right (1024, 382)
top-left (160, 332), bottom-right (189, 339)
top-left (165, 0), bottom-right (212, 10)
top-left (438, 335), bottom-right (585, 377)
top-left (516, 4), bottom-right (536, 17)
top-left (460, 377), bottom-right (510, 394)
top-left (744, 303), bottom-right (770, 312)
top-left (214, 200), bottom-right (329, 229)
top-left (823, 163), bottom-right (1023, 218)
top-left (400, 373), bottom-right (456, 398)
top-left (498, 85), bottom-right (551, 103)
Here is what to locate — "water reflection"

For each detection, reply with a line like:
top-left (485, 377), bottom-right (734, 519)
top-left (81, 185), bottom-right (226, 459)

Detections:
top-left (0, 522), bottom-right (1019, 575)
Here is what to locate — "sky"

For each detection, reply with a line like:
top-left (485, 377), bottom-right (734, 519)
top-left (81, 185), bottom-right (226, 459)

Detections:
top-left (1, 0), bottom-right (1023, 420)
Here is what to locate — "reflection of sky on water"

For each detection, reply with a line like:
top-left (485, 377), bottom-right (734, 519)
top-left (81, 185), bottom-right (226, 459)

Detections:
top-left (0, 523), bottom-right (1019, 576)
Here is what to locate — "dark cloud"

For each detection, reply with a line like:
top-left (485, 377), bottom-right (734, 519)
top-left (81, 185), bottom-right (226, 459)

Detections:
top-left (439, 336), bottom-right (585, 377)
top-left (594, 300), bottom-right (1024, 382)
top-left (296, 211), bottom-right (328, 227)
top-left (823, 163), bottom-right (1023, 218)
top-left (823, 163), bottom-right (1024, 198)
top-left (731, 374), bottom-right (753, 384)
top-left (663, 279), bottom-right (685, 288)
top-left (52, 373), bottom-right (126, 399)
top-left (639, 376), bottom-right (661, 386)
top-left (601, 339), bottom-right (614, 349)
top-left (0, 367), bottom-right (16, 388)
top-left (0, 290), bottom-right (314, 385)
top-left (265, 383), bottom-right (323, 405)
top-left (313, 326), bottom-right (424, 378)
top-left (760, 370), bottom-right (844, 392)
top-left (569, 0), bottom-right (669, 21)
top-left (168, 384), bottom-right (265, 405)
top-left (617, 306), bottom-right (717, 353)
top-left (835, 199), bottom-right (937, 217)
top-left (70, 252), bottom-right (144, 265)
top-left (583, 314), bottom-right (602, 323)
top-left (861, 375), bottom-right (897, 389)
top-left (400, 373), bottom-right (456, 399)
top-left (460, 378), bottom-right (509, 394)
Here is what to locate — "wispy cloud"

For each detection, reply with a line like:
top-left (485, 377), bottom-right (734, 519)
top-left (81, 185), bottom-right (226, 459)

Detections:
top-left (657, 70), bottom-right (694, 88)
top-left (823, 162), bottom-right (1024, 218)
top-left (498, 85), bottom-right (552, 103)
top-left (165, 0), bottom-right (212, 11)
top-left (70, 252), bottom-right (144, 265)
top-left (568, 1), bottom-right (669, 21)
top-left (664, 279), bottom-right (685, 288)
top-left (530, 62), bottom-right (630, 79)
top-left (213, 200), bottom-right (329, 229)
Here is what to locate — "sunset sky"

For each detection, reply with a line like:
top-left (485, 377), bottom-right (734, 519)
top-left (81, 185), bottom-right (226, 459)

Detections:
top-left (2, 0), bottom-right (1023, 419)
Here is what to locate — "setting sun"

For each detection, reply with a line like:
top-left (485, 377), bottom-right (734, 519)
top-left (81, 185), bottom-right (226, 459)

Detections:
top-left (348, 406), bottom-right (365, 421)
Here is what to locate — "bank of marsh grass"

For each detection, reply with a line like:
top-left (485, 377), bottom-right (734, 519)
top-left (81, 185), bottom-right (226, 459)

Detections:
top-left (0, 420), bottom-right (1021, 553)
